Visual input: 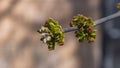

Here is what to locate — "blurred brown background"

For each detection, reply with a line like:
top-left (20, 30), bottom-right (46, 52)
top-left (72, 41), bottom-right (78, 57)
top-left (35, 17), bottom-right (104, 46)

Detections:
top-left (0, 0), bottom-right (102, 68)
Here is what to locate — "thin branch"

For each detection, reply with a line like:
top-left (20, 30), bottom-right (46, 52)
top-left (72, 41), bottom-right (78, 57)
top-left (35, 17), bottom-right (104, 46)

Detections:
top-left (63, 11), bottom-right (120, 33)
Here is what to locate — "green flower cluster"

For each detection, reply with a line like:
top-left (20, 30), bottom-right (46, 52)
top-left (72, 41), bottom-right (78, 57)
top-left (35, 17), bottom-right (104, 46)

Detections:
top-left (37, 18), bottom-right (64, 50)
top-left (70, 14), bottom-right (96, 43)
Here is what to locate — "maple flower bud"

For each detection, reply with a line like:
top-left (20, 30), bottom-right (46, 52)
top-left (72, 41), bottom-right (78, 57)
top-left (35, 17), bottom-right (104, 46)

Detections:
top-left (70, 14), bottom-right (96, 43)
top-left (43, 38), bottom-right (47, 43)
top-left (46, 36), bottom-right (51, 41)
top-left (88, 37), bottom-right (95, 43)
top-left (37, 18), bottom-right (64, 50)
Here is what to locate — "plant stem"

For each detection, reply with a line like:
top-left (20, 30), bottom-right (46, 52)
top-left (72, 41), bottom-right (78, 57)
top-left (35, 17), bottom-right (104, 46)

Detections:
top-left (63, 11), bottom-right (120, 33)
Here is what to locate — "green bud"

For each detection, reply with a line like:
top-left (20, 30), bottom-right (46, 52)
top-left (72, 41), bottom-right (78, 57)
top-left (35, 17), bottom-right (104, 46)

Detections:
top-left (88, 37), bottom-right (95, 43)
top-left (48, 44), bottom-right (55, 51)
top-left (90, 33), bottom-right (96, 38)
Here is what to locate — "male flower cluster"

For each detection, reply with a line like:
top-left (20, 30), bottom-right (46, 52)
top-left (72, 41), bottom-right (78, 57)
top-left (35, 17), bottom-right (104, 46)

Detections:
top-left (37, 18), bottom-right (64, 50)
top-left (70, 14), bottom-right (96, 43)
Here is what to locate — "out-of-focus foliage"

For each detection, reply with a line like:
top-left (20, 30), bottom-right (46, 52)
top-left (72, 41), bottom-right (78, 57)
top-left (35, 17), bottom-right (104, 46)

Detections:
top-left (117, 3), bottom-right (120, 9)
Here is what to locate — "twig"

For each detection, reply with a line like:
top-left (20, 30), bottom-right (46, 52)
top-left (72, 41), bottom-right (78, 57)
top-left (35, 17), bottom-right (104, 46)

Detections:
top-left (63, 11), bottom-right (120, 33)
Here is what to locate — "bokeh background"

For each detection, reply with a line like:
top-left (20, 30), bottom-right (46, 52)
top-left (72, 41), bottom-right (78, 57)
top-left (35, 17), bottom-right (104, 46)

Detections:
top-left (0, 0), bottom-right (120, 68)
